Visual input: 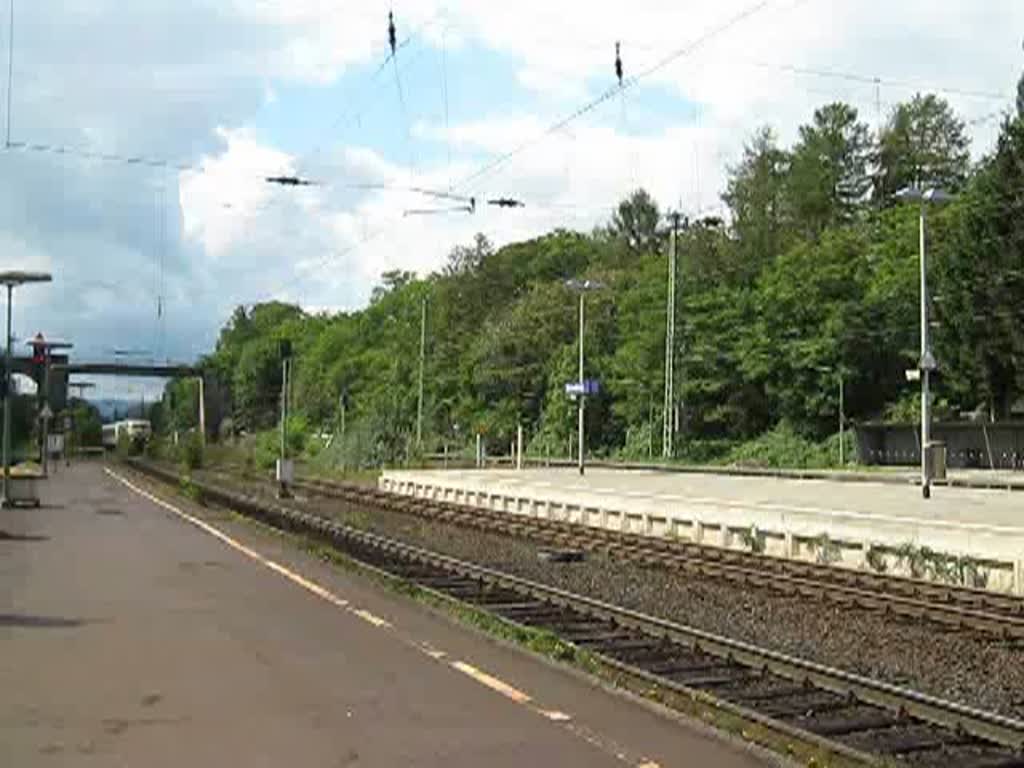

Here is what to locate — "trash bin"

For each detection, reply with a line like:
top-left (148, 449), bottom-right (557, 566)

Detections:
top-left (927, 441), bottom-right (947, 481)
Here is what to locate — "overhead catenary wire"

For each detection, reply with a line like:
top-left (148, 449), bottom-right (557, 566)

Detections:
top-left (5, 0), bottom-right (13, 147)
top-left (441, 26), bottom-right (452, 190)
top-left (753, 60), bottom-right (1013, 103)
top-left (453, 0), bottom-right (784, 194)
top-left (297, 11), bottom-right (447, 170)
top-left (388, 9), bottom-right (417, 179)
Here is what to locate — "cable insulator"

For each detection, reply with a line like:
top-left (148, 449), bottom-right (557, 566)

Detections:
top-left (487, 197), bottom-right (525, 208)
top-left (388, 11), bottom-right (397, 58)
top-left (615, 41), bottom-right (623, 87)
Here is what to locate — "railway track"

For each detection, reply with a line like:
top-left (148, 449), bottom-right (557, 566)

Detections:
top-left (129, 460), bottom-right (1024, 767)
top-left (287, 474), bottom-right (1024, 641)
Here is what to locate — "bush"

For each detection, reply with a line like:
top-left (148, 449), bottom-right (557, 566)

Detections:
top-left (115, 431), bottom-right (143, 459)
top-left (724, 421), bottom-right (829, 469)
top-left (247, 416), bottom-right (312, 471)
top-left (179, 432), bottom-right (205, 471)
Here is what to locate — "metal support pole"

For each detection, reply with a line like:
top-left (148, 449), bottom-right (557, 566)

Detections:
top-left (516, 423), bottom-right (523, 471)
top-left (41, 347), bottom-right (50, 476)
top-left (416, 296), bottom-right (426, 446)
top-left (578, 291), bottom-right (585, 476)
top-left (475, 432), bottom-right (481, 469)
top-left (278, 358), bottom-right (291, 498)
top-left (2, 284), bottom-right (10, 505)
top-left (663, 215), bottom-right (678, 459)
top-left (839, 374), bottom-right (845, 467)
top-left (197, 375), bottom-right (206, 448)
top-left (920, 206), bottom-right (931, 499)
top-left (648, 391), bottom-right (653, 460)
top-left (280, 359), bottom-right (287, 462)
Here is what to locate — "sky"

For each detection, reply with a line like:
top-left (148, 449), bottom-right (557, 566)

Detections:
top-left (0, 0), bottom-right (1021, 401)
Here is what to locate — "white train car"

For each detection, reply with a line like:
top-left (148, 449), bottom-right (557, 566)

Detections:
top-left (102, 419), bottom-right (152, 449)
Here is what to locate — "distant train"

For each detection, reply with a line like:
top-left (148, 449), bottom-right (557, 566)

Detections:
top-left (101, 419), bottom-right (153, 449)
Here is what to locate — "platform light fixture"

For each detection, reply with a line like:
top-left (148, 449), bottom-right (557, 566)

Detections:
top-left (893, 186), bottom-right (955, 499)
top-left (565, 279), bottom-right (604, 476)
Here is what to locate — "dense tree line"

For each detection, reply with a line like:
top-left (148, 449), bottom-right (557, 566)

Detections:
top-left (162, 76), bottom-right (1024, 465)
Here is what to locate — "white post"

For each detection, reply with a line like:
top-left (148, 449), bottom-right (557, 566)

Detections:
top-left (516, 423), bottom-right (523, 470)
top-left (475, 432), bottom-right (482, 468)
top-left (197, 375), bottom-right (206, 447)
top-left (417, 296), bottom-right (426, 446)
top-left (663, 216), bottom-right (678, 458)
top-left (578, 291), bottom-right (585, 476)
top-left (280, 359), bottom-right (288, 462)
top-left (839, 374), bottom-right (844, 466)
top-left (41, 347), bottom-right (50, 477)
top-left (920, 206), bottom-right (931, 499)
top-left (3, 284), bottom-right (11, 506)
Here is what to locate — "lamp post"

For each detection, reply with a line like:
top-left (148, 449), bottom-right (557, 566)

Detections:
top-left (277, 339), bottom-right (293, 498)
top-left (894, 186), bottom-right (954, 499)
top-left (26, 334), bottom-right (72, 476)
top-left (0, 271), bottom-right (51, 507)
top-left (565, 279), bottom-right (604, 476)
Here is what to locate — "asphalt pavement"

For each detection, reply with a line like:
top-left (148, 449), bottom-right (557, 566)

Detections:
top-left (0, 461), bottom-right (773, 767)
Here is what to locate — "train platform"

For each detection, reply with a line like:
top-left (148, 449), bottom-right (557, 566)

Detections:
top-left (380, 467), bottom-right (1024, 595)
top-left (0, 461), bottom-right (770, 768)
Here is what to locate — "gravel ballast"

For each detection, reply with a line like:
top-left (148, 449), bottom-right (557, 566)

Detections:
top-left (202, 469), bottom-right (1024, 720)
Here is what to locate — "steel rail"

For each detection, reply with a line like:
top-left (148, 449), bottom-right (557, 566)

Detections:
top-left (295, 476), bottom-right (1024, 638)
top-left (129, 460), bottom-right (1024, 763)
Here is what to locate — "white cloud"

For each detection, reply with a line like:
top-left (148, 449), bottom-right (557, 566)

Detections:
top-left (5, 0), bottom-right (1023, 371)
top-left (180, 127), bottom-right (296, 258)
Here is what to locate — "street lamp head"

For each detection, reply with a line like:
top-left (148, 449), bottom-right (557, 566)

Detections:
top-left (0, 270), bottom-right (52, 287)
top-left (564, 278), bottom-right (605, 293)
top-left (893, 186), bottom-right (955, 206)
top-left (923, 188), bottom-right (955, 205)
top-left (893, 186), bottom-right (923, 203)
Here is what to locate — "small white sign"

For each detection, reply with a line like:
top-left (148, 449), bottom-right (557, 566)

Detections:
top-left (39, 404), bottom-right (54, 420)
top-left (905, 369), bottom-right (921, 382)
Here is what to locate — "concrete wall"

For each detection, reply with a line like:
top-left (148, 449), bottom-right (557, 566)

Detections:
top-left (380, 470), bottom-right (1024, 595)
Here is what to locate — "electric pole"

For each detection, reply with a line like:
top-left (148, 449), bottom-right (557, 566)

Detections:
top-left (416, 296), bottom-right (426, 446)
top-left (277, 339), bottom-right (292, 498)
top-left (662, 213), bottom-right (680, 459)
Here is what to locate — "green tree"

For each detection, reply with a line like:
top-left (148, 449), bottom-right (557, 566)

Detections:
top-left (608, 188), bottom-right (661, 255)
top-left (787, 103), bottom-right (873, 236)
top-left (937, 109), bottom-right (1024, 419)
top-left (722, 126), bottom-right (791, 269)
top-left (877, 93), bottom-right (970, 199)
top-left (1017, 70), bottom-right (1024, 119)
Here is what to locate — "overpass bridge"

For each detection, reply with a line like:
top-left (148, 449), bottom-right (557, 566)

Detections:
top-left (59, 362), bottom-right (199, 378)
top-left (10, 358), bottom-right (204, 421)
